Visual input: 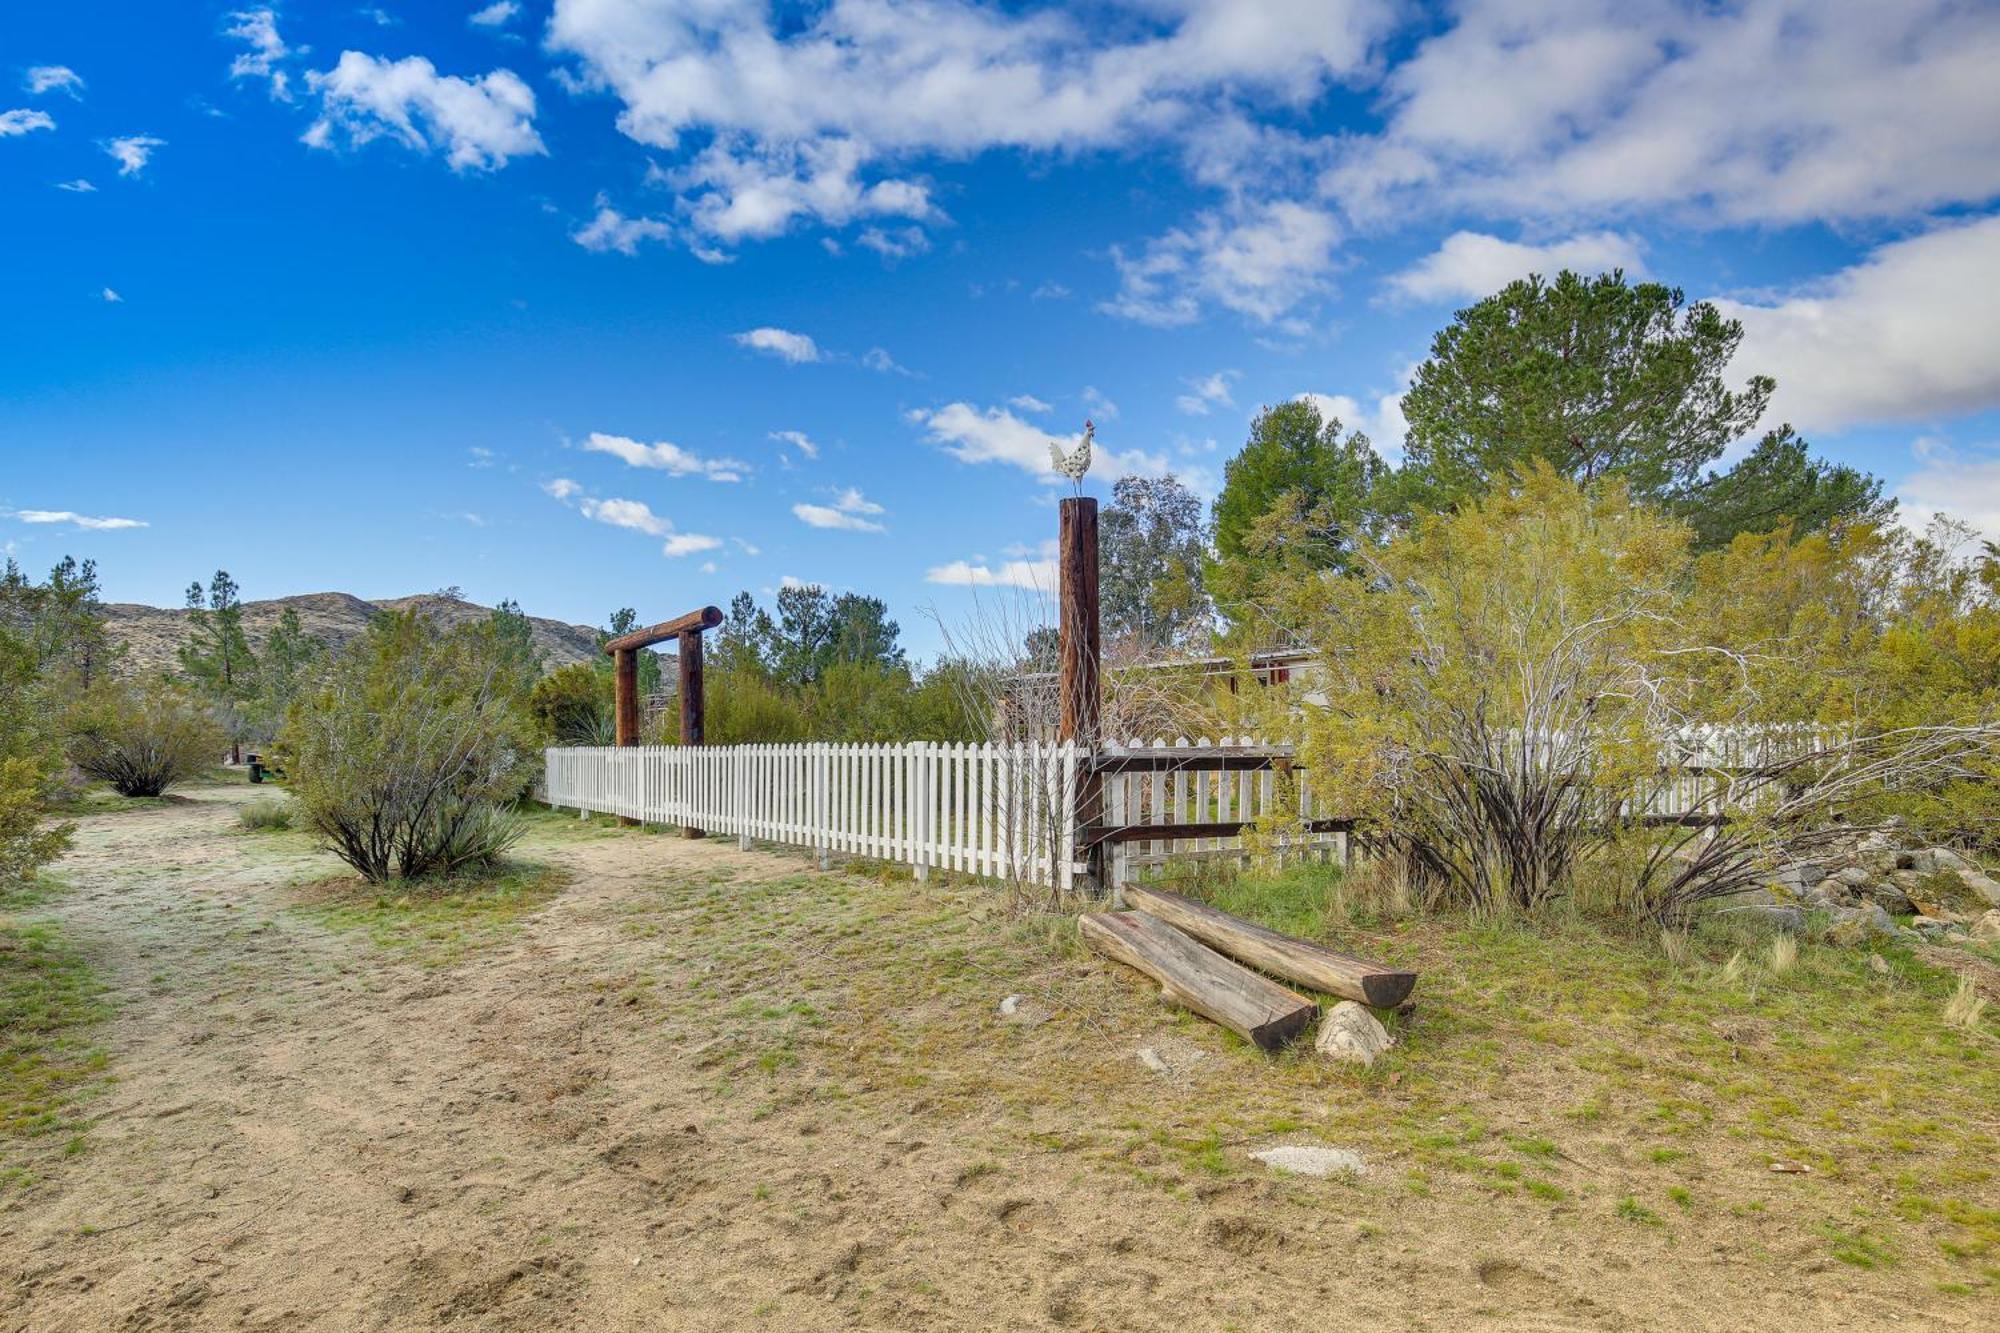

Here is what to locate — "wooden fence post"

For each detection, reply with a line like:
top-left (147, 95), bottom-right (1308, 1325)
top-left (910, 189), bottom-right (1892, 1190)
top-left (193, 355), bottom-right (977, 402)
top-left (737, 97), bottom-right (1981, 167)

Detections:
top-left (678, 627), bottom-right (706, 839)
top-left (1058, 496), bottom-right (1104, 891)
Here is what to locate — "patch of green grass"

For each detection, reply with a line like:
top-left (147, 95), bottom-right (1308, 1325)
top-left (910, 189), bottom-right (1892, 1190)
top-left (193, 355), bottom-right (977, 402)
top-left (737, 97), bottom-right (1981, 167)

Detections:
top-left (1824, 1225), bottom-right (1896, 1270)
top-left (2, 883), bottom-right (112, 1154)
top-left (294, 861), bottom-right (567, 966)
top-left (1615, 1196), bottom-right (1662, 1225)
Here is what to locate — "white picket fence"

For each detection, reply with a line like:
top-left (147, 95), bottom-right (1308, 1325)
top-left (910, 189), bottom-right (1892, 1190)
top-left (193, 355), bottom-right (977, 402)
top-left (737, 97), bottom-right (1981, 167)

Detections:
top-left (545, 725), bottom-right (1841, 891)
top-left (544, 742), bottom-right (1082, 890)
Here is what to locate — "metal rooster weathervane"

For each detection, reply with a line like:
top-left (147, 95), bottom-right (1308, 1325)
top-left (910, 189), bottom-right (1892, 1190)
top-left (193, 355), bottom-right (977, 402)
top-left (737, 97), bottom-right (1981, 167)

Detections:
top-left (1048, 418), bottom-right (1094, 496)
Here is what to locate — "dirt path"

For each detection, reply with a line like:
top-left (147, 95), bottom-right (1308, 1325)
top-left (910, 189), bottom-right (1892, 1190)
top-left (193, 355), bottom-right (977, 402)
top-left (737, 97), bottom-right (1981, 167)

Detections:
top-left (2, 790), bottom-right (1982, 1330)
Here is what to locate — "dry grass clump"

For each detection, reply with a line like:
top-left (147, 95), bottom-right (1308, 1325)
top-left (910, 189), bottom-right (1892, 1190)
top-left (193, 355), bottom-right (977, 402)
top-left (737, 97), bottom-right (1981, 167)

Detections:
top-left (1767, 933), bottom-right (1798, 975)
top-left (238, 796), bottom-right (294, 831)
top-left (1942, 976), bottom-right (1988, 1033)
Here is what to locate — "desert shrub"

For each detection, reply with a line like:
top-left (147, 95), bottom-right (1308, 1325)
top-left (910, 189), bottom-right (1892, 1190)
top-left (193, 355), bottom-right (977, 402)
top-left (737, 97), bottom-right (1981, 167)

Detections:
top-left (67, 677), bottom-right (226, 797)
top-left (1293, 468), bottom-right (2000, 923)
top-left (0, 628), bottom-right (73, 884)
top-left (528, 661), bottom-right (613, 745)
top-left (281, 611), bottom-right (536, 882)
top-left (238, 796), bottom-right (294, 831)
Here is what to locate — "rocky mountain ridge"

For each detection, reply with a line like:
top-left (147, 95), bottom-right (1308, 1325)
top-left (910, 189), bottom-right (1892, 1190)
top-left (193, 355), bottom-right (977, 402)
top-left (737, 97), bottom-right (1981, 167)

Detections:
top-left (101, 591), bottom-right (606, 677)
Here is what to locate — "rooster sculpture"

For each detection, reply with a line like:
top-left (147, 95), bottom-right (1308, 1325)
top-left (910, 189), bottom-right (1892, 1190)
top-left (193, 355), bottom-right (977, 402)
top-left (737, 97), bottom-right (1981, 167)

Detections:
top-left (1048, 418), bottom-right (1094, 495)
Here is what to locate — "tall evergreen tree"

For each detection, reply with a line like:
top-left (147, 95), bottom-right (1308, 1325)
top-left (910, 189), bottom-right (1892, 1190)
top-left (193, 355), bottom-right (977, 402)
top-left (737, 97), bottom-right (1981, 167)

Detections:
top-left (1101, 473), bottom-right (1209, 649)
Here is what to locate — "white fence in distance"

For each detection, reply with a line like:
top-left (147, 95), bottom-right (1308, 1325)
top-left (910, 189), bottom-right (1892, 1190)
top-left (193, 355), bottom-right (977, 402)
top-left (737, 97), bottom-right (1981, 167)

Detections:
top-left (544, 742), bottom-right (1081, 890)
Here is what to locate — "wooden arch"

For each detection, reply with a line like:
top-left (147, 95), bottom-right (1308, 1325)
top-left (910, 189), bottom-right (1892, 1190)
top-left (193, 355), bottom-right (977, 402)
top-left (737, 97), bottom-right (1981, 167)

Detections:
top-left (604, 604), bottom-right (723, 832)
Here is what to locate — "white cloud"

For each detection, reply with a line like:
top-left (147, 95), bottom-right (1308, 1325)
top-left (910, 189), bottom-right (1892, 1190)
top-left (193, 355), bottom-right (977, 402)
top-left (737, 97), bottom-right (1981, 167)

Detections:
top-left (304, 52), bottom-right (543, 172)
top-left (857, 225), bottom-right (930, 260)
top-left (542, 477), bottom-right (582, 501)
top-left (7, 508), bottom-right (147, 531)
top-left (778, 575), bottom-right (817, 591)
top-left (579, 496), bottom-right (671, 536)
top-left (580, 431), bottom-right (747, 482)
top-left (1717, 215), bottom-right (2000, 433)
top-left (1896, 450), bottom-right (2000, 544)
top-left (769, 430), bottom-right (819, 459)
top-left (1, 109), bottom-right (56, 136)
top-left (860, 346), bottom-right (908, 375)
top-left (55, 178), bottom-right (95, 192)
top-left (469, 1), bottom-right (520, 27)
top-left (103, 135), bottom-right (163, 175)
top-left (25, 66), bottom-right (83, 97)
top-left (1081, 386), bottom-right (1119, 421)
top-left (793, 488), bottom-right (887, 533)
top-left (226, 8), bottom-right (295, 101)
top-left (1176, 370), bottom-right (1238, 416)
top-left (571, 204), bottom-right (673, 255)
top-left (699, 560), bottom-right (719, 574)
top-left (925, 553), bottom-right (1055, 590)
top-left (1104, 199), bottom-right (1341, 326)
top-left (1387, 229), bottom-right (1647, 304)
top-left (911, 402), bottom-right (1168, 483)
top-left (101, 287), bottom-right (122, 303)
top-left (1031, 282), bottom-right (1070, 301)
top-left (1330, 1), bottom-right (2000, 231)
top-left (663, 533), bottom-right (722, 557)
top-left (1008, 394), bottom-right (1052, 414)
top-left (733, 327), bottom-right (821, 364)
top-left (1295, 388), bottom-right (1410, 464)
top-left (732, 537), bottom-right (761, 557)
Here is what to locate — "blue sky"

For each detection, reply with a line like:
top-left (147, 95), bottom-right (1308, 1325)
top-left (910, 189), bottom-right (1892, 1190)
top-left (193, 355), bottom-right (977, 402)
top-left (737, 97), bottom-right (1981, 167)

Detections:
top-left (5, 1), bottom-right (1999, 660)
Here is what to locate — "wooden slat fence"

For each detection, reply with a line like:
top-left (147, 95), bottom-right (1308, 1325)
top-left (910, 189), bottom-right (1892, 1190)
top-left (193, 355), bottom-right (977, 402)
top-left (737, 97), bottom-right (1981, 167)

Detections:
top-left (545, 742), bottom-right (1080, 891)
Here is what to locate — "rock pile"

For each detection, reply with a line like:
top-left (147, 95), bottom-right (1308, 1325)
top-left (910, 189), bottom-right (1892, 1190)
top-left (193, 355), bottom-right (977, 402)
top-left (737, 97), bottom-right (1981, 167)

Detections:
top-left (1749, 823), bottom-right (2000, 946)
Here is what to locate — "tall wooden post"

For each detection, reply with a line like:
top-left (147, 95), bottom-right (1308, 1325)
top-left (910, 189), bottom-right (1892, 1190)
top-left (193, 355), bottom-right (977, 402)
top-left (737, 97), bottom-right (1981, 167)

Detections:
top-left (1058, 496), bottom-right (1103, 890)
top-left (613, 647), bottom-right (641, 826)
top-left (678, 628), bottom-right (706, 839)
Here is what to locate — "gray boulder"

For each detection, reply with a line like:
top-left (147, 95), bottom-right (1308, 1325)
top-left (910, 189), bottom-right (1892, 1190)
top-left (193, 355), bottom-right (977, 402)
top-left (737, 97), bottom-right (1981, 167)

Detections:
top-left (1824, 903), bottom-right (1899, 946)
top-left (1316, 1001), bottom-right (1394, 1067)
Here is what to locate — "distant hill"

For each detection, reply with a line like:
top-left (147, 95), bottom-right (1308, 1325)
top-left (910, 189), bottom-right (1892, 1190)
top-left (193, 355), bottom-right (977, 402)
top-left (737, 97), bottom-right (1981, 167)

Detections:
top-left (101, 591), bottom-right (607, 677)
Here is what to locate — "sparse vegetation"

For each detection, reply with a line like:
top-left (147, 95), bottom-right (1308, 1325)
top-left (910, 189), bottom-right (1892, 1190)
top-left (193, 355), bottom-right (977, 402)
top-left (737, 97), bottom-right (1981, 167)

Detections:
top-left (237, 795), bottom-right (295, 831)
top-left (67, 676), bottom-right (227, 798)
top-left (282, 610), bottom-right (537, 881)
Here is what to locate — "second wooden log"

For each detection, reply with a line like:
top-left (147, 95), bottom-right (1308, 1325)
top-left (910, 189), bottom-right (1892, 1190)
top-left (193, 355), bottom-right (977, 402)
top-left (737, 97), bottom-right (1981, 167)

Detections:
top-left (1123, 884), bottom-right (1416, 1008)
top-left (1079, 911), bottom-right (1316, 1051)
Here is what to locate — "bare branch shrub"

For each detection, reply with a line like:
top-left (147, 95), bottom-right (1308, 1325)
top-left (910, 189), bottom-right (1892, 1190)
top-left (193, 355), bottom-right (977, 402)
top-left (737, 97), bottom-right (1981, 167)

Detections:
top-left (68, 677), bottom-right (227, 797)
top-left (281, 611), bottom-right (535, 882)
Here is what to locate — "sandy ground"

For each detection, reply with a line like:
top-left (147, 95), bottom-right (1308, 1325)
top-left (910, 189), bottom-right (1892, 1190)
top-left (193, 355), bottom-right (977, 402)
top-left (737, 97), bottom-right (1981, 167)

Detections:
top-left (1, 787), bottom-right (1986, 1331)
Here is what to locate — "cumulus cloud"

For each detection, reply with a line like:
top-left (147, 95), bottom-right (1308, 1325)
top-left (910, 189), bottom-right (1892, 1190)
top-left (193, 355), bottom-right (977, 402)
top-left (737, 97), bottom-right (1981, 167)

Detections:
top-left (910, 402), bottom-right (1169, 483)
top-left (1715, 215), bottom-right (2000, 434)
top-left (925, 546), bottom-right (1056, 590)
top-left (1, 109), bottom-right (56, 136)
top-left (304, 52), bottom-right (544, 171)
top-left (55, 178), bottom-right (96, 192)
top-left (579, 496), bottom-right (671, 536)
top-left (733, 327), bottom-right (821, 364)
top-left (769, 430), bottom-right (819, 459)
top-left (101, 287), bottom-right (122, 303)
top-left (225, 8), bottom-right (295, 100)
top-left (469, 1), bottom-right (519, 27)
top-left (103, 135), bottom-right (163, 175)
top-left (6, 508), bottom-right (146, 531)
top-left (662, 533), bottom-right (722, 557)
top-left (1386, 229), bottom-right (1647, 304)
top-left (1008, 394), bottom-right (1052, 414)
top-left (571, 204), bottom-right (673, 255)
top-left (1103, 199), bottom-right (1341, 326)
top-left (793, 488), bottom-right (886, 533)
top-left (580, 431), bottom-right (747, 482)
top-left (1176, 370), bottom-right (1238, 416)
top-left (25, 66), bottom-right (83, 97)
top-left (1295, 388), bottom-right (1411, 464)
top-left (1330, 1), bottom-right (2000, 231)
top-left (542, 477), bottom-right (582, 500)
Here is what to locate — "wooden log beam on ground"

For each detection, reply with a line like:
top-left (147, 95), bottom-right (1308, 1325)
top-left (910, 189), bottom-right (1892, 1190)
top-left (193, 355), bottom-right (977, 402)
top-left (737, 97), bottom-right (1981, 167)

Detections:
top-left (1078, 911), bottom-right (1316, 1051)
top-left (1123, 884), bottom-right (1416, 1009)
